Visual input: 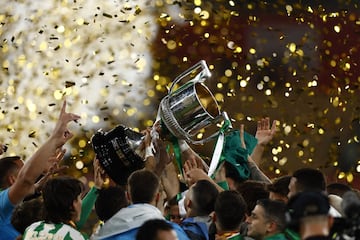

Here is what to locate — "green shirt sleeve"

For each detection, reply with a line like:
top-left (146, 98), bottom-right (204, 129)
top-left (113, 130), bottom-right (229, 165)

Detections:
top-left (216, 181), bottom-right (230, 190)
top-left (76, 186), bottom-right (99, 229)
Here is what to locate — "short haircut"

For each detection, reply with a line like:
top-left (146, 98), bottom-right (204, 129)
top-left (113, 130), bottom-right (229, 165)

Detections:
top-left (11, 196), bottom-right (44, 233)
top-left (0, 156), bottom-right (21, 188)
top-left (191, 179), bottom-right (219, 216)
top-left (256, 199), bottom-right (287, 232)
top-left (215, 190), bottom-right (246, 231)
top-left (267, 175), bottom-right (291, 197)
top-left (326, 183), bottom-right (352, 197)
top-left (236, 180), bottom-right (269, 215)
top-left (95, 186), bottom-right (128, 222)
top-left (292, 168), bottom-right (326, 192)
top-left (42, 176), bottom-right (84, 223)
top-left (128, 169), bottom-right (160, 204)
top-left (286, 191), bottom-right (330, 231)
top-left (136, 219), bottom-right (174, 240)
top-left (166, 194), bottom-right (180, 208)
top-left (224, 161), bottom-right (244, 184)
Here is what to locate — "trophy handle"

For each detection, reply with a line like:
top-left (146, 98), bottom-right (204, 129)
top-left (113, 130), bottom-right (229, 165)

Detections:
top-left (190, 111), bottom-right (232, 145)
top-left (168, 60), bottom-right (211, 94)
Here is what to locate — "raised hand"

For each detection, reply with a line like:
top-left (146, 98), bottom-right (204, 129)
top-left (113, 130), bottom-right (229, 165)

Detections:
top-left (34, 161), bottom-right (69, 194)
top-left (183, 158), bottom-right (224, 192)
top-left (255, 117), bottom-right (277, 146)
top-left (93, 157), bottom-right (105, 189)
top-left (50, 100), bottom-right (81, 148)
top-left (8, 100), bottom-right (80, 205)
top-left (183, 158), bottom-right (208, 187)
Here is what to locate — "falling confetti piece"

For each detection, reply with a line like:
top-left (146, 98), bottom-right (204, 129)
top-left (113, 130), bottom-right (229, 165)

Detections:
top-left (28, 131), bottom-right (36, 138)
top-left (65, 81), bottom-right (76, 88)
top-left (102, 12), bottom-right (113, 18)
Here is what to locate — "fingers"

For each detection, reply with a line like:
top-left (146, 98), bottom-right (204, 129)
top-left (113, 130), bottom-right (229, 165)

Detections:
top-left (52, 101), bottom-right (81, 147)
top-left (93, 157), bottom-right (99, 168)
top-left (239, 124), bottom-right (246, 148)
top-left (60, 101), bottom-right (80, 123)
top-left (257, 117), bottom-right (271, 130)
top-left (56, 148), bottom-right (66, 161)
top-left (53, 165), bottom-right (69, 174)
top-left (257, 119), bottom-right (262, 131)
top-left (63, 130), bottom-right (74, 142)
top-left (263, 117), bottom-right (270, 130)
top-left (183, 160), bottom-right (190, 174)
top-left (191, 158), bottom-right (198, 168)
top-left (270, 120), bottom-right (277, 134)
top-left (184, 158), bottom-right (197, 171)
top-left (0, 144), bottom-right (6, 155)
top-left (60, 99), bottom-right (67, 116)
top-left (94, 157), bottom-right (105, 174)
top-left (257, 117), bottom-right (269, 130)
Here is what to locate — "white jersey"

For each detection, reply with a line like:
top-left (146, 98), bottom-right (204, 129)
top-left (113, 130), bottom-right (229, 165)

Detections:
top-left (23, 221), bottom-right (87, 240)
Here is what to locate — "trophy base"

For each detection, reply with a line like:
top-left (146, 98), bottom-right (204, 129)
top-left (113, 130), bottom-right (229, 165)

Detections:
top-left (91, 125), bottom-right (145, 185)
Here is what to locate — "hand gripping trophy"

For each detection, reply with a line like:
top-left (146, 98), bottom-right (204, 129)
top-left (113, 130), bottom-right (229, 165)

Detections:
top-left (91, 60), bottom-right (232, 185)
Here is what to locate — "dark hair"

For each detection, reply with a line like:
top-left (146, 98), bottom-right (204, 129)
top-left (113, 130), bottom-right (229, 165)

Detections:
top-left (42, 176), bottom-right (84, 224)
top-left (236, 180), bottom-right (269, 215)
top-left (292, 168), bottom-right (326, 192)
top-left (224, 161), bottom-right (244, 184)
top-left (95, 186), bottom-right (128, 222)
top-left (128, 169), bottom-right (160, 204)
top-left (166, 194), bottom-right (180, 207)
top-left (286, 191), bottom-right (330, 231)
top-left (0, 156), bottom-right (21, 188)
top-left (215, 190), bottom-right (246, 231)
top-left (257, 199), bottom-right (287, 232)
top-left (267, 175), bottom-right (291, 196)
top-left (136, 219), bottom-right (174, 240)
top-left (191, 179), bottom-right (219, 216)
top-left (11, 196), bottom-right (44, 233)
top-left (326, 182), bottom-right (352, 197)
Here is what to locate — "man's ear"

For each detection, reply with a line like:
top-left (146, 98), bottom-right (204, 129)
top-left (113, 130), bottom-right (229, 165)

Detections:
top-left (266, 221), bottom-right (277, 233)
top-left (8, 174), bottom-right (16, 186)
top-left (155, 192), bottom-right (160, 204)
top-left (186, 199), bottom-right (192, 209)
top-left (328, 216), bottom-right (334, 229)
top-left (126, 191), bottom-right (131, 203)
top-left (209, 211), bottom-right (216, 223)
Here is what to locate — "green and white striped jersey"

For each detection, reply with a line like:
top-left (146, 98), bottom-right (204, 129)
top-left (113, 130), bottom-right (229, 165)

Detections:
top-left (23, 221), bottom-right (87, 240)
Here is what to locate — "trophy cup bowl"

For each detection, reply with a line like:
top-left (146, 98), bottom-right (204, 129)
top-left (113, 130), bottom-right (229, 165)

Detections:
top-left (91, 125), bottom-right (145, 185)
top-left (159, 60), bottom-right (229, 145)
top-left (160, 81), bottom-right (221, 144)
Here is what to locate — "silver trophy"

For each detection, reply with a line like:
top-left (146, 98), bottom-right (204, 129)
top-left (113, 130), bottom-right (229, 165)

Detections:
top-left (159, 60), bottom-right (231, 144)
top-left (92, 60), bottom-right (230, 184)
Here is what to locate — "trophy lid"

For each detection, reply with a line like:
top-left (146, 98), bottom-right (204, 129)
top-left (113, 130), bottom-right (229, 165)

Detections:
top-left (91, 125), bottom-right (145, 185)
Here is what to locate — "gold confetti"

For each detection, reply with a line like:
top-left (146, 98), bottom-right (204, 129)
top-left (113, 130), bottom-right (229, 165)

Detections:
top-left (65, 81), bottom-right (76, 88)
top-left (1, 0), bottom-right (359, 185)
top-left (102, 13), bottom-right (113, 18)
top-left (28, 131), bottom-right (36, 138)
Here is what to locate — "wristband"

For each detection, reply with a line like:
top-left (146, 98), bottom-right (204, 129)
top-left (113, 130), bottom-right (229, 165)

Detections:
top-left (178, 140), bottom-right (189, 152)
top-left (145, 146), bottom-right (154, 158)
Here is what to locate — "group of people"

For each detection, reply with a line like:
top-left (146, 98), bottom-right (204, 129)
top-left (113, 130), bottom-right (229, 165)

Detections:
top-left (0, 100), bottom-right (359, 240)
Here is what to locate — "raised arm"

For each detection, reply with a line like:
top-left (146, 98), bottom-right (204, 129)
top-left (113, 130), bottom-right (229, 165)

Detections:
top-left (251, 117), bottom-right (277, 166)
top-left (8, 100), bottom-right (80, 205)
top-left (239, 123), bottom-right (272, 184)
